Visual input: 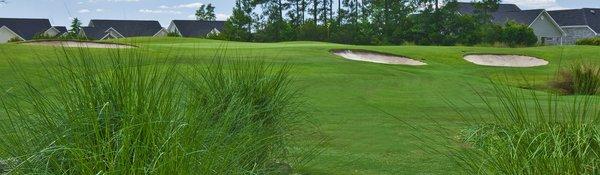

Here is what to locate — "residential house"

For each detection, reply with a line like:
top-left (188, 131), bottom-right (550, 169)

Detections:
top-left (0, 18), bottom-right (52, 43)
top-left (79, 19), bottom-right (167, 40)
top-left (457, 2), bottom-right (566, 45)
top-left (549, 8), bottom-right (600, 44)
top-left (167, 20), bottom-right (226, 38)
top-left (44, 26), bottom-right (68, 37)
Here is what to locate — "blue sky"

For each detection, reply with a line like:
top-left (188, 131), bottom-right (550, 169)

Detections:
top-left (0, 0), bottom-right (598, 27)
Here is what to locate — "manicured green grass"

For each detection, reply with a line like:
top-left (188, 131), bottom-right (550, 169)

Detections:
top-left (0, 38), bottom-right (599, 174)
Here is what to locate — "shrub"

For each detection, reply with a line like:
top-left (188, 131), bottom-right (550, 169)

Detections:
top-left (0, 49), bottom-right (310, 174)
top-left (576, 37), bottom-right (600, 46)
top-left (500, 21), bottom-right (538, 47)
top-left (452, 83), bottom-right (600, 174)
top-left (32, 33), bottom-right (58, 40)
top-left (167, 32), bottom-right (181, 37)
top-left (7, 37), bottom-right (22, 43)
top-left (552, 64), bottom-right (600, 95)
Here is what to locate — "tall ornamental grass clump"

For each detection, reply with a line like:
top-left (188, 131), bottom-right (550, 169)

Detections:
top-left (453, 84), bottom-right (600, 174)
top-left (552, 64), bottom-right (600, 95)
top-left (0, 48), bottom-right (306, 174)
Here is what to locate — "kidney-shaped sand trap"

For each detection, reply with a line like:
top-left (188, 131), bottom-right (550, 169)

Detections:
top-left (333, 50), bottom-right (426, 66)
top-left (464, 54), bottom-right (548, 67)
top-left (22, 41), bottom-right (134, 49)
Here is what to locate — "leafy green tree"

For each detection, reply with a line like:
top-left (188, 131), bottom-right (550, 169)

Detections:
top-left (501, 21), bottom-right (538, 47)
top-left (473, 0), bottom-right (501, 23)
top-left (196, 4), bottom-right (216, 21)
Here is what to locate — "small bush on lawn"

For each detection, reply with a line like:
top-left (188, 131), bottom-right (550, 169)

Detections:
top-left (576, 37), bottom-right (600, 46)
top-left (453, 83), bottom-right (600, 174)
top-left (0, 48), bottom-right (310, 174)
top-left (552, 64), bottom-right (600, 95)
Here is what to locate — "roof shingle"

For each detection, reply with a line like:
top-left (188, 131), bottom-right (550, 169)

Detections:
top-left (456, 3), bottom-right (543, 26)
top-left (0, 18), bottom-right (52, 40)
top-left (549, 8), bottom-right (600, 33)
top-left (171, 20), bottom-right (225, 37)
top-left (89, 19), bottom-right (164, 37)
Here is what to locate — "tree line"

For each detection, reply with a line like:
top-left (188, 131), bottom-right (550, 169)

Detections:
top-left (220, 0), bottom-right (538, 46)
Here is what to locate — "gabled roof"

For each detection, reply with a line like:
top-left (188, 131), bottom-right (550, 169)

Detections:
top-left (457, 2), bottom-right (521, 14)
top-left (53, 26), bottom-right (68, 34)
top-left (81, 26), bottom-right (107, 40)
top-left (88, 19), bottom-right (164, 37)
top-left (492, 9), bottom-right (545, 26)
top-left (171, 20), bottom-right (226, 37)
top-left (0, 18), bottom-right (52, 40)
top-left (456, 3), bottom-right (546, 26)
top-left (549, 8), bottom-right (600, 33)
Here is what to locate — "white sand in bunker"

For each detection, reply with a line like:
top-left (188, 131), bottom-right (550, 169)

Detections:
top-left (333, 50), bottom-right (427, 66)
top-left (464, 54), bottom-right (548, 67)
top-left (22, 41), bottom-right (134, 49)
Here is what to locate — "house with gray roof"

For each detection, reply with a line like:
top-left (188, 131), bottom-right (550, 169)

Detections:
top-left (457, 2), bottom-right (566, 45)
top-left (167, 20), bottom-right (226, 38)
top-left (0, 18), bottom-right (54, 43)
top-left (44, 26), bottom-right (68, 37)
top-left (549, 8), bottom-right (600, 44)
top-left (79, 19), bottom-right (167, 40)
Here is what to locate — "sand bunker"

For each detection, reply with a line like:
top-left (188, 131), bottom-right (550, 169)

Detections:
top-left (464, 54), bottom-right (548, 67)
top-left (23, 41), bottom-right (134, 49)
top-left (333, 50), bottom-right (426, 66)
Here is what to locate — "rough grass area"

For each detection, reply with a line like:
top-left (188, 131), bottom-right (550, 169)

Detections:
top-left (1, 37), bottom-right (600, 174)
top-left (552, 64), bottom-right (600, 95)
top-left (0, 48), bottom-right (312, 174)
top-left (452, 84), bottom-right (600, 174)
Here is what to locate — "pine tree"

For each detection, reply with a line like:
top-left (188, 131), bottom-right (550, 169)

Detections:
top-left (223, 0), bottom-right (254, 41)
top-left (68, 18), bottom-right (82, 36)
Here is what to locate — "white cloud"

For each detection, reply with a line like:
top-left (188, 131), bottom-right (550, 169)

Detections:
top-left (216, 14), bottom-right (231, 21)
top-left (96, 8), bottom-right (104, 12)
top-left (160, 2), bottom-right (203, 9)
top-left (78, 9), bottom-right (91, 13)
top-left (139, 9), bottom-right (182, 14)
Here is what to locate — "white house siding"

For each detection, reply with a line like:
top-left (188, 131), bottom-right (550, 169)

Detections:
top-left (529, 12), bottom-right (564, 45)
top-left (105, 29), bottom-right (123, 39)
top-left (0, 26), bottom-right (22, 43)
top-left (154, 29), bottom-right (168, 37)
top-left (561, 27), bottom-right (597, 44)
top-left (167, 22), bottom-right (179, 35)
top-left (44, 28), bottom-right (61, 37)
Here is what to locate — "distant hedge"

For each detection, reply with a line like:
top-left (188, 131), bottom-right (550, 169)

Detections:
top-left (576, 37), bottom-right (600, 46)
